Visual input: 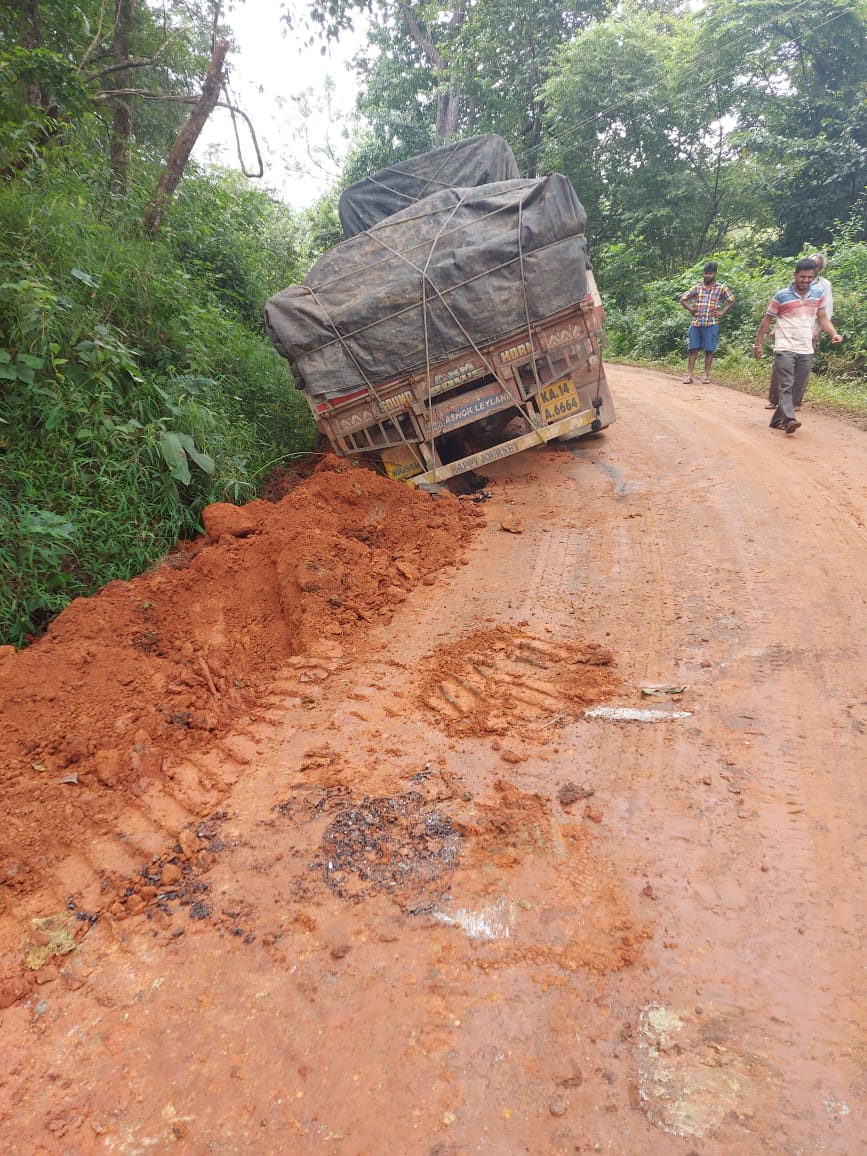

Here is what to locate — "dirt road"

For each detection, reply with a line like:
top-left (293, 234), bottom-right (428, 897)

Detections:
top-left (1, 364), bottom-right (865, 1154)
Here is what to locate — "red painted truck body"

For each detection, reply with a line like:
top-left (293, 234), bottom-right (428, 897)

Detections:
top-left (266, 137), bottom-right (615, 486)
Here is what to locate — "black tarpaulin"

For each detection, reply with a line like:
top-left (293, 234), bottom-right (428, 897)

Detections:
top-left (337, 134), bottom-right (521, 239)
top-left (265, 175), bottom-right (588, 401)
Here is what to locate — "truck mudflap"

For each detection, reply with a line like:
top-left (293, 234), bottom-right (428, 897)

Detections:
top-left (405, 406), bottom-right (601, 489)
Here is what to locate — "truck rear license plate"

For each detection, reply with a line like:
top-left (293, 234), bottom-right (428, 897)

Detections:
top-left (538, 378), bottom-right (580, 423)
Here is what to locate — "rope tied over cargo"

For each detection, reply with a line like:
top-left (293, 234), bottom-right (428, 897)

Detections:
top-left (267, 173), bottom-right (602, 483)
top-left (301, 286), bottom-right (426, 468)
top-left (413, 189), bottom-right (544, 474)
top-left (346, 141), bottom-right (469, 216)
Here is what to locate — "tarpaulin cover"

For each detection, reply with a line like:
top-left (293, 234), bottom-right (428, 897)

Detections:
top-left (338, 134), bottom-right (520, 239)
top-left (265, 175), bottom-right (589, 401)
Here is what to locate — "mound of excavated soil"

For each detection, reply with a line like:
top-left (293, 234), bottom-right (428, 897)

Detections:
top-left (0, 456), bottom-right (483, 900)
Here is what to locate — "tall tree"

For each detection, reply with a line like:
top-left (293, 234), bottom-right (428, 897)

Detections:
top-left (283, 1), bottom-right (469, 149)
top-left (542, 4), bottom-right (767, 270)
top-left (286, 0), bottom-right (611, 177)
top-left (396, 1), bottom-right (466, 143)
top-left (698, 0), bottom-right (867, 251)
top-left (142, 37), bottom-right (229, 235)
top-left (452, 0), bottom-right (609, 174)
top-left (109, 0), bottom-right (137, 193)
top-left (1, 0), bottom-right (229, 224)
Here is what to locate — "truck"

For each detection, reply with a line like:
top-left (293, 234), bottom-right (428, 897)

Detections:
top-left (265, 136), bottom-right (614, 488)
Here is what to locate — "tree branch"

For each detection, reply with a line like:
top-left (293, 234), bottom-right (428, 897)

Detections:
top-left (396, 1), bottom-right (443, 67)
top-left (78, 0), bottom-right (113, 72)
top-left (90, 37), bottom-right (174, 80)
top-left (142, 39), bottom-right (230, 236)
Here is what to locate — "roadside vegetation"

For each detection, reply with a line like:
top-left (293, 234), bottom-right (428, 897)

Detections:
top-left (0, 3), bottom-right (327, 646)
top-left (600, 219), bottom-right (867, 416)
top-left (2, 0), bottom-right (864, 646)
top-left (0, 153), bottom-right (322, 647)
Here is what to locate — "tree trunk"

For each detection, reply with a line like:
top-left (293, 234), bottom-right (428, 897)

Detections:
top-left (398, 1), bottom-right (464, 145)
top-left (524, 99), bottom-right (544, 178)
top-left (141, 40), bottom-right (229, 237)
top-left (22, 0), bottom-right (41, 106)
top-left (109, 0), bottom-right (136, 195)
top-left (435, 88), bottom-right (462, 144)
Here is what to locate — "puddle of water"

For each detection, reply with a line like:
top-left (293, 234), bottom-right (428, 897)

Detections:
top-left (585, 706), bottom-right (693, 722)
top-left (433, 896), bottom-right (515, 940)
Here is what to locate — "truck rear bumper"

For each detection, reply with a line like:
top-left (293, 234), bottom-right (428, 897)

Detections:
top-left (408, 406), bottom-right (612, 488)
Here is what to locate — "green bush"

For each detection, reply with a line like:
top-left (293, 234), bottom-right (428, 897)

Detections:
top-left (0, 164), bottom-right (317, 647)
top-left (163, 167), bottom-right (308, 331)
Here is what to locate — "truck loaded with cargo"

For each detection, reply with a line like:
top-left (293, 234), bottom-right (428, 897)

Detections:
top-left (265, 136), bottom-right (615, 487)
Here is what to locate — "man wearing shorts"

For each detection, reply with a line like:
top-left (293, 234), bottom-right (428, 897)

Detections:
top-left (753, 257), bottom-right (842, 435)
top-left (679, 262), bottom-right (735, 383)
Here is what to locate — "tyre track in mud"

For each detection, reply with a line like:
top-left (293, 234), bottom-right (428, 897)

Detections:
top-left (582, 366), bottom-right (867, 1151)
top-left (0, 443), bottom-right (658, 1153)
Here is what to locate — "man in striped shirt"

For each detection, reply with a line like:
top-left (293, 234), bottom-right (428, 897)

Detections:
top-left (680, 262), bottom-right (736, 384)
top-left (753, 258), bottom-right (842, 435)
top-left (765, 252), bottom-right (835, 409)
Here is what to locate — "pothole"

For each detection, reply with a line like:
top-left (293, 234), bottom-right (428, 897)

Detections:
top-left (320, 791), bottom-right (461, 901)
